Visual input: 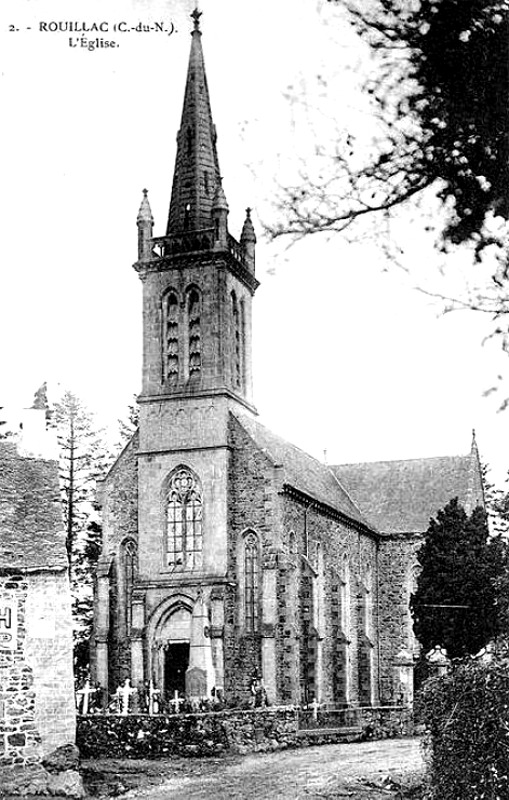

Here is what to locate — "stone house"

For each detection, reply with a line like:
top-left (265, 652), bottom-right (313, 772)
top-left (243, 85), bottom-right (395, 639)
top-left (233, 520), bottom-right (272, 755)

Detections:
top-left (91, 11), bottom-right (484, 709)
top-left (0, 409), bottom-right (76, 768)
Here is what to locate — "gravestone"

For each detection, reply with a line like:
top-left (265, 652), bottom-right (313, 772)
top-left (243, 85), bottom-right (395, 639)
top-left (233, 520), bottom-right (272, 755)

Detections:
top-left (186, 666), bottom-right (207, 700)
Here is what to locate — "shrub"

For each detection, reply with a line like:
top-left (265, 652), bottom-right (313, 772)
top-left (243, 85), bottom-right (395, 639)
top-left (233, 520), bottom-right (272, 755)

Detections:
top-left (418, 648), bottom-right (509, 799)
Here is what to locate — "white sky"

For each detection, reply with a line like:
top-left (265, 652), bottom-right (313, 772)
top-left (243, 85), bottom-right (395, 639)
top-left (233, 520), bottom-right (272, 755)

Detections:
top-left (1, 0), bottom-right (508, 486)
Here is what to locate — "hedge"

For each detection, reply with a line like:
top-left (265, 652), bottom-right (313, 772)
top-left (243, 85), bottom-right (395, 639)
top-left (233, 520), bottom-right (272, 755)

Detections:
top-left (419, 653), bottom-right (509, 799)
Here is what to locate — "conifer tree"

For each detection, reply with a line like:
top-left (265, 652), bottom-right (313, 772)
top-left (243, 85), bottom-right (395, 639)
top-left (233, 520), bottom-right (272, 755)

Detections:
top-left (51, 390), bottom-right (112, 668)
top-left (410, 497), bottom-right (505, 659)
top-left (116, 394), bottom-right (139, 450)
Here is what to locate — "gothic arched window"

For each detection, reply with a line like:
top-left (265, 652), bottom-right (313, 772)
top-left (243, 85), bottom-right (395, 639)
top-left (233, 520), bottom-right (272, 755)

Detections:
top-left (244, 531), bottom-right (259, 633)
top-left (340, 555), bottom-right (351, 639)
top-left (122, 539), bottom-right (137, 635)
top-left (187, 288), bottom-right (201, 376)
top-left (166, 467), bottom-right (203, 569)
top-left (163, 290), bottom-right (179, 384)
top-left (231, 291), bottom-right (241, 389)
top-left (364, 566), bottom-right (374, 639)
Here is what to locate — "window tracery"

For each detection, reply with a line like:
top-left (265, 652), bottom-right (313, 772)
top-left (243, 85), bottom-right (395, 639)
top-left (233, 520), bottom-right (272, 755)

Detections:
top-left (166, 467), bottom-right (203, 569)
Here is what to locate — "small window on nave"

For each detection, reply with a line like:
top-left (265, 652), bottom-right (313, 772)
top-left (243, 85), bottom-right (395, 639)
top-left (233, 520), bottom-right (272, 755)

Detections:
top-left (187, 288), bottom-right (201, 376)
top-left (340, 554), bottom-right (351, 639)
top-left (244, 531), bottom-right (260, 633)
top-left (363, 566), bottom-right (374, 639)
top-left (166, 467), bottom-right (203, 570)
top-left (122, 539), bottom-right (137, 635)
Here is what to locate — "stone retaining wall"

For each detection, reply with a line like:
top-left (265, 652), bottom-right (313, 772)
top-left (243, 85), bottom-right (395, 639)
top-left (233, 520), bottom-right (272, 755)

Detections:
top-left (77, 706), bottom-right (414, 759)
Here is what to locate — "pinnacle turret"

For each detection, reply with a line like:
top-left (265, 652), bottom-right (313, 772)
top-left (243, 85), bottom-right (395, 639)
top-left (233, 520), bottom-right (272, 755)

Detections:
top-left (212, 176), bottom-right (229, 212)
top-left (240, 208), bottom-right (256, 272)
top-left (137, 189), bottom-right (154, 224)
top-left (137, 189), bottom-right (154, 261)
top-left (166, 11), bottom-right (225, 236)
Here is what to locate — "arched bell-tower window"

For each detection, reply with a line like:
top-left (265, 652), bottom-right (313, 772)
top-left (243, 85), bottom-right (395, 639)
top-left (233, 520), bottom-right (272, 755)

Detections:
top-left (231, 291), bottom-right (241, 389)
top-left (187, 287), bottom-right (201, 376)
top-left (244, 531), bottom-right (260, 633)
top-left (162, 290), bottom-right (179, 384)
top-left (166, 467), bottom-right (203, 570)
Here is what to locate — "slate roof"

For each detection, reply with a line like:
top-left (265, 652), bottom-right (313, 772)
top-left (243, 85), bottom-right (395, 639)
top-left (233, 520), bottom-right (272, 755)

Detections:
top-left (0, 440), bottom-right (67, 571)
top-left (332, 454), bottom-right (478, 535)
top-left (232, 414), bottom-right (370, 529)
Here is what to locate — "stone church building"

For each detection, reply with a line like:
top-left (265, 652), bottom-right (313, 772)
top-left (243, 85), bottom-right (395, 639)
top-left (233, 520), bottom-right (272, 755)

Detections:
top-left (91, 12), bottom-right (484, 708)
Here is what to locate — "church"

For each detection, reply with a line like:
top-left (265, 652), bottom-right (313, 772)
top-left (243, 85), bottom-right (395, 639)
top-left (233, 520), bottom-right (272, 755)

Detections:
top-left (91, 11), bottom-right (484, 709)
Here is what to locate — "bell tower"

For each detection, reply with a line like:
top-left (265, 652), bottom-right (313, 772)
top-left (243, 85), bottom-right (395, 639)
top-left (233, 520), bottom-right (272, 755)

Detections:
top-left (132, 10), bottom-right (258, 593)
top-left (135, 9), bottom-right (258, 419)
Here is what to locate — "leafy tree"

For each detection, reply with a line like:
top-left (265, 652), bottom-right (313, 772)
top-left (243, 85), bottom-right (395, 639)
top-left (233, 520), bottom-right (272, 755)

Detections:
top-left (52, 390), bottom-right (112, 667)
top-left (410, 497), bottom-right (505, 658)
top-left (272, 0), bottom-right (509, 254)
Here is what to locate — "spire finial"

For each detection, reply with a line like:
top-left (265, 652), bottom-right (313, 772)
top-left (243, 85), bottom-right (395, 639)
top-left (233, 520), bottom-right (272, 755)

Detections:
top-left (191, 7), bottom-right (202, 33)
top-left (471, 428), bottom-right (478, 452)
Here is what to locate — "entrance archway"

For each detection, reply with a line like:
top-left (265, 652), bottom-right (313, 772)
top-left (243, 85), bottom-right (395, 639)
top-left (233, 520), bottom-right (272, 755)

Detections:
top-left (149, 601), bottom-right (192, 698)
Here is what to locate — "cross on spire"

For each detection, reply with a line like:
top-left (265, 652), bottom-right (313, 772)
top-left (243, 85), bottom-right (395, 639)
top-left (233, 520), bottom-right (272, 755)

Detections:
top-left (191, 7), bottom-right (202, 32)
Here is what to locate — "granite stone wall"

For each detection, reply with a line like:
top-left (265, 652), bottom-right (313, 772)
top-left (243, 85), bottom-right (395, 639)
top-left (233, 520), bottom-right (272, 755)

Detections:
top-left (0, 568), bottom-right (75, 767)
top-left (0, 572), bottom-right (41, 767)
top-left (377, 535), bottom-right (421, 704)
top-left (25, 571), bottom-right (76, 756)
top-left (226, 415), bottom-right (280, 701)
top-left (94, 433), bottom-right (139, 691)
top-left (280, 500), bottom-right (380, 707)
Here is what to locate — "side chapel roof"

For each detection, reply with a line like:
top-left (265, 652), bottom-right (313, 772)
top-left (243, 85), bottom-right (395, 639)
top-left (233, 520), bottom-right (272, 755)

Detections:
top-left (232, 413), bottom-right (371, 529)
top-left (0, 440), bottom-right (67, 571)
top-left (332, 439), bottom-right (484, 535)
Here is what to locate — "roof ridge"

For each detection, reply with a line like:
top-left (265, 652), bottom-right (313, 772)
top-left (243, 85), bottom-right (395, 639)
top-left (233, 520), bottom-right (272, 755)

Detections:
top-left (234, 411), bottom-right (331, 468)
top-left (332, 453), bottom-right (470, 469)
top-left (231, 412), bottom-right (370, 528)
top-left (327, 463), bottom-right (372, 528)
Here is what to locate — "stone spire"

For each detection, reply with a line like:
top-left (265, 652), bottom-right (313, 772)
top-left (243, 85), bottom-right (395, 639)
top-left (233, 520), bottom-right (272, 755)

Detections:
top-left (166, 10), bottom-right (223, 235)
top-left (470, 428), bottom-right (479, 459)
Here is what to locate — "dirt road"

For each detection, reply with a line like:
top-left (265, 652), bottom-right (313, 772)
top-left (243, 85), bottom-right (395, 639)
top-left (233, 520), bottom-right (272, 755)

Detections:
top-left (115, 738), bottom-right (424, 799)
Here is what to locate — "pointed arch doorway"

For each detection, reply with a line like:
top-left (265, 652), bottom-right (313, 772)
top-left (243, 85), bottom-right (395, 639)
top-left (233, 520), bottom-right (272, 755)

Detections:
top-left (164, 642), bottom-right (189, 697)
top-left (151, 604), bottom-right (192, 699)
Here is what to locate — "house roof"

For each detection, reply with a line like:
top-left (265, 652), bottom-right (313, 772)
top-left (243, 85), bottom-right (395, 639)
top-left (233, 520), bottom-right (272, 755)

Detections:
top-left (332, 453), bottom-right (480, 535)
top-left (232, 414), bottom-right (370, 529)
top-left (0, 440), bottom-right (67, 571)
